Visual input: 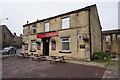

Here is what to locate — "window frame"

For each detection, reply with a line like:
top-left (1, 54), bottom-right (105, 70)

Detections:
top-left (32, 24), bottom-right (37, 34)
top-left (25, 44), bottom-right (28, 50)
top-left (30, 40), bottom-right (36, 52)
top-left (51, 41), bottom-right (56, 50)
top-left (37, 43), bottom-right (41, 50)
top-left (61, 17), bottom-right (70, 29)
top-left (44, 22), bottom-right (50, 32)
top-left (106, 35), bottom-right (111, 43)
top-left (61, 37), bottom-right (70, 50)
top-left (117, 34), bottom-right (120, 38)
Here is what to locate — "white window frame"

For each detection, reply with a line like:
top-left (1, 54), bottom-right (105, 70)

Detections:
top-left (61, 37), bottom-right (70, 50)
top-left (31, 40), bottom-right (36, 51)
top-left (32, 25), bottom-right (37, 34)
top-left (44, 22), bottom-right (49, 32)
top-left (62, 17), bottom-right (70, 29)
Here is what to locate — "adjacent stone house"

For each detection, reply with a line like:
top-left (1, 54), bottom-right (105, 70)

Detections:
top-left (22, 4), bottom-right (102, 61)
top-left (13, 33), bottom-right (22, 48)
top-left (0, 25), bottom-right (22, 50)
top-left (102, 29), bottom-right (120, 54)
top-left (0, 25), bottom-right (14, 50)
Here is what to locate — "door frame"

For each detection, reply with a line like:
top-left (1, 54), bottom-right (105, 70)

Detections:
top-left (42, 37), bottom-right (51, 56)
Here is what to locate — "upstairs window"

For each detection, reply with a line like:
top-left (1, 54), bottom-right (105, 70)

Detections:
top-left (32, 24), bottom-right (37, 34)
top-left (3, 31), bottom-right (5, 39)
top-left (45, 22), bottom-right (49, 32)
top-left (62, 17), bottom-right (69, 29)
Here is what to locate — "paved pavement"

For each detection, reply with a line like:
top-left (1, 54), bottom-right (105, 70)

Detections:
top-left (2, 57), bottom-right (105, 78)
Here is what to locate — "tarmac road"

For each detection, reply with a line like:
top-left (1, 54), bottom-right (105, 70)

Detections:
top-left (2, 57), bottom-right (105, 78)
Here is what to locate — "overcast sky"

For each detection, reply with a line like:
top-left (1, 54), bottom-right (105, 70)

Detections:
top-left (0, 0), bottom-right (119, 35)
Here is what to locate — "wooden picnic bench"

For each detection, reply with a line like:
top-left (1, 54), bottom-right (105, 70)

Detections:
top-left (17, 53), bottom-right (24, 58)
top-left (32, 54), bottom-right (46, 61)
top-left (24, 53), bottom-right (30, 58)
top-left (17, 53), bottom-right (30, 58)
top-left (48, 55), bottom-right (65, 64)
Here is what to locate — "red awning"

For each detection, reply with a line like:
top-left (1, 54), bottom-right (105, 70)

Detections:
top-left (37, 32), bottom-right (58, 38)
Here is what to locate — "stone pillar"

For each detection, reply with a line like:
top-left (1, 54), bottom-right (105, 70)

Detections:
top-left (112, 34), bottom-right (118, 53)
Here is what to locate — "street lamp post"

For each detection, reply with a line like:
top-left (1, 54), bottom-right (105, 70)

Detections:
top-left (0, 18), bottom-right (8, 25)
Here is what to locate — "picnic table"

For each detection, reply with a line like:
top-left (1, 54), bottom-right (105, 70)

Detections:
top-left (17, 53), bottom-right (30, 58)
top-left (32, 54), bottom-right (46, 61)
top-left (48, 55), bottom-right (65, 63)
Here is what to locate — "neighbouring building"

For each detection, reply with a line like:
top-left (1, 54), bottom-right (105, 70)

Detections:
top-left (13, 33), bottom-right (22, 48)
top-left (0, 25), bottom-right (22, 50)
top-left (102, 29), bottom-right (120, 54)
top-left (22, 4), bottom-right (102, 61)
top-left (0, 25), bottom-right (14, 50)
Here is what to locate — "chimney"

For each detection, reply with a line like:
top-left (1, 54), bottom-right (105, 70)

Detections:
top-left (37, 19), bottom-right (39, 22)
top-left (20, 34), bottom-right (22, 37)
top-left (27, 21), bottom-right (29, 24)
top-left (14, 32), bottom-right (16, 36)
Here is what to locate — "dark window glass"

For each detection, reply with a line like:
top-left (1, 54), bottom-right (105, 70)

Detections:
top-left (25, 44), bottom-right (28, 50)
top-left (80, 45), bottom-right (85, 49)
top-left (32, 25), bottom-right (37, 34)
top-left (37, 43), bottom-right (41, 50)
top-left (52, 42), bottom-right (56, 50)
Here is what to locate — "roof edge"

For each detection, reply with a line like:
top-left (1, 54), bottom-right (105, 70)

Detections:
top-left (23, 4), bottom-right (96, 27)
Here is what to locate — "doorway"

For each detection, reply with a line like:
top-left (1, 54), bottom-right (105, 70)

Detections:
top-left (42, 37), bottom-right (50, 56)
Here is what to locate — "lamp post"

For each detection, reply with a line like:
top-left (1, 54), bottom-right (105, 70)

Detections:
top-left (0, 18), bottom-right (8, 25)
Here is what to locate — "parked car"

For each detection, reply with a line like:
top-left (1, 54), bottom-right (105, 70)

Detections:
top-left (2, 46), bottom-right (16, 55)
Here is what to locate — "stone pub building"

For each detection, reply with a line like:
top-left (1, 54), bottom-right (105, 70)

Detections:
top-left (22, 4), bottom-right (102, 61)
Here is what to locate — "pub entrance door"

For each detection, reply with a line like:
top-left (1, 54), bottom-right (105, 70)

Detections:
top-left (42, 37), bottom-right (50, 56)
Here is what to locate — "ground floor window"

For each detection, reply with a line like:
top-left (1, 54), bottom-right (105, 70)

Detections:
top-left (61, 37), bottom-right (70, 50)
top-left (37, 43), bottom-right (41, 50)
top-left (25, 44), bottom-right (28, 50)
top-left (31, 40), bottom-right (36, 51)
top-left (52, 41), bottom-right (56, 50)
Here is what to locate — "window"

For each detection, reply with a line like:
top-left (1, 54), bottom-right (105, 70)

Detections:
top-left (52, 42), bottom-right (56, 50)
top-left (31, 40), bottom-right (36, 51)
top-left (62, 17), bottom-right (69, 29)
top-left (80, 45), bottom-right (85, 49)
top-left (45, 22), bottom-right (49, 32)
top-left (117, 35), bottom-right (120, 38)
top-left (61, 37), bottom-right (70, 50)
top-left (3, 31), bottom-right (5, 39)
top-left (25, 44), bottom-right (28, 50)
top-left (32, 24), bottom-right (37, 34)
top-left (37, 43), bottom-right (41, 50)
top-left (106, 35), bottom-right (111, 43)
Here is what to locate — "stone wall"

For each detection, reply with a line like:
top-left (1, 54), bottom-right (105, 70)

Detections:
top-left (0, 26), bottom-right (2, 50)
top-left (22, 5), bottom-right (102, 60)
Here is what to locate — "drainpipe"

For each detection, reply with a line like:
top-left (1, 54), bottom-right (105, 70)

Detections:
top-left (77, 29), bottom-right (79, 52)
top-left (88, 8), bottom-right (92, 61)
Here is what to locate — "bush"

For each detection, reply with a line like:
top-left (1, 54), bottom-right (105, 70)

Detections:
top-left (92, 51), bottom-right (109, 60)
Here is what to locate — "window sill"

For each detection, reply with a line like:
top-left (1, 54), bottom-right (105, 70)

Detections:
top-left (59, 51), bottom-right (71, 53)
top-left (31, 33), bottom-right (37, 35)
